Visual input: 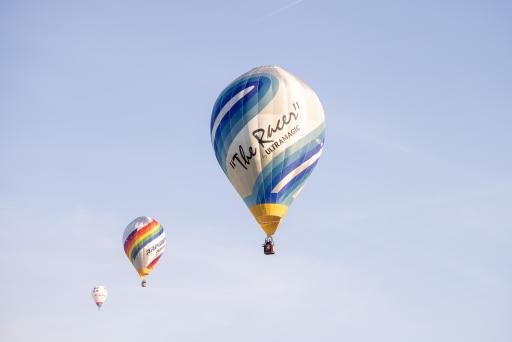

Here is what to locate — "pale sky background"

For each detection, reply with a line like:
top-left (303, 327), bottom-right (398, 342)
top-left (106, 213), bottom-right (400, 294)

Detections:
top-left (1, 1), bottom-right (511, 341)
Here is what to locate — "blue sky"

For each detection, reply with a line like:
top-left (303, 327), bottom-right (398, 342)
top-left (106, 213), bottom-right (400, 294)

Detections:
top-left (1, 0), bottom-right (511, 341)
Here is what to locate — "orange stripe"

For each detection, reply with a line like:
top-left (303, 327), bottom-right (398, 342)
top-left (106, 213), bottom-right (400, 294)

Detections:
top-left (146, 255), bottom-right (162, 270)
top-left (124, 220), bottom-right (158, 255)
top-left (127, 223), bottom-right (162, 260)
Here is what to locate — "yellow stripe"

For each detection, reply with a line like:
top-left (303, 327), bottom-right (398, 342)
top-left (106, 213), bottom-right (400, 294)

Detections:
top-left (249, 203), bottom-right (288, 236)
top-left (138, 268), bottom-right (151, 277)
top-left (127, 224), bottom-right (160, 258)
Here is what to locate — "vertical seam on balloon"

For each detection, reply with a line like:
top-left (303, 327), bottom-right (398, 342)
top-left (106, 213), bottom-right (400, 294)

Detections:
top-left (275, 68), bottom-right (290, 205)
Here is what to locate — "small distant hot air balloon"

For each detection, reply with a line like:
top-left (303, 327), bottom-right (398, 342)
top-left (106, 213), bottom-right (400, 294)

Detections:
top-left (210, 66), bottom-right (326, 254)
top-left (123, 216), bottom-right (166, 287)
top-left (92, 285), bottom-right (108, 310)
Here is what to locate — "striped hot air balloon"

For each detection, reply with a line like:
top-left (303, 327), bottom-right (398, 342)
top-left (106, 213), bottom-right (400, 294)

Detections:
top-left (92, 285), bottom-right (108, 310)
top-left (210, 66), bottom-right (326, 254)
top-left (123, 216), bottom-right (166, 286)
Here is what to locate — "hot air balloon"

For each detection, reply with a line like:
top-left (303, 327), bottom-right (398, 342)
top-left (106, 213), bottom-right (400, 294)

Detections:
top-left (210, 66), bottom-right (326, 254)
top-left (92, 285), bottom-right (108, 310)
top-left (123, 216), bottom-right (166, 287)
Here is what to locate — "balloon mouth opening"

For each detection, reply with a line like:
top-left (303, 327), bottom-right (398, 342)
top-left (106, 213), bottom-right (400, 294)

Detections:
top-left (257, 216), bottom-right (283, 236)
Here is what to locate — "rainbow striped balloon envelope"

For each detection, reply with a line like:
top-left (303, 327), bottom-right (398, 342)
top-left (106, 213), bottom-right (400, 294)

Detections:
top-left (210, 66), bottom-right (326, 238)
top-left (123, 216), bottom-right (166, 286)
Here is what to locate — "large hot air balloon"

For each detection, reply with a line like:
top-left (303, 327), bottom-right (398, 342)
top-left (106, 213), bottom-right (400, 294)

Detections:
top-left (210, 66), bottom-right (326, 254)
top-left (92, 285), bottom-right (108, 310)
top-left (123, 216), bottom-right (166, 287)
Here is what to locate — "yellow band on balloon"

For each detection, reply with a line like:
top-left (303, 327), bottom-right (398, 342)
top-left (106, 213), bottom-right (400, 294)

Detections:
top-left (138, 268), bottom-right (151, 277)
top-left (250, 203), bottom-right (288, 236)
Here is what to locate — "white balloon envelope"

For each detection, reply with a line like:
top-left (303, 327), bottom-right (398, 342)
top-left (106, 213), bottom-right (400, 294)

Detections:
top-left (210, 65), bottom-right (326, 238)
top-left (91, 285), bottom-right (108, 310)
top-left (123, 216), bottom-right (166, 286)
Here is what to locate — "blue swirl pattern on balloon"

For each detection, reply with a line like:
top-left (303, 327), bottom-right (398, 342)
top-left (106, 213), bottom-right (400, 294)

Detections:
top-left (244, 123), bottom-right (325, 207)
top-left (211, 68), bottom-right (325, 213)
top-left (210, 73), bottom-right (278, 173)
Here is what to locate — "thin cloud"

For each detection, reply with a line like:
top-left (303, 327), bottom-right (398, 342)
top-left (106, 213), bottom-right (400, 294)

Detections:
top-left (258, 0), bottom-right (305, 20)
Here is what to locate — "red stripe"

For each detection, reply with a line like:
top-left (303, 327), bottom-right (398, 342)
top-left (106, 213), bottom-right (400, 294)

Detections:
top-left (146, 255), bottom-right (162, 270)
top-left (124, 220), bottom-right (159, 254)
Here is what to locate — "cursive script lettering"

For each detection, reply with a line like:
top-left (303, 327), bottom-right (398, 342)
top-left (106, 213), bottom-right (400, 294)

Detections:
top-left (228, 102), bottom-right (301, 170)
top-left (252, 111), bottom-right (299, 148)
top-left (229, 144), bottom-right (257, 170)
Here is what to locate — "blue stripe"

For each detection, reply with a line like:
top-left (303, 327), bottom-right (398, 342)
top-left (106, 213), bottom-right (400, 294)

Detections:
top-left (211, 78), bottom-right (261, 135)
top-left (244, 124), bottom-right (325, 206)
top-left (130, 226), bottom-right (164, 261)
top-left (264, 142), bottom-right (323, 197)
top-left (210, 77), bottom-right (255, 131)
top-left (211, 73), bottom-right (278, 172)
top-left (213, 75), bottom-right (277, 171)
top-left (254, 159), bottom-right (319, 205)
top-left (276, 160), bottom-right (319, 203)
top-left (256, 124), bottom-right (325, 193)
